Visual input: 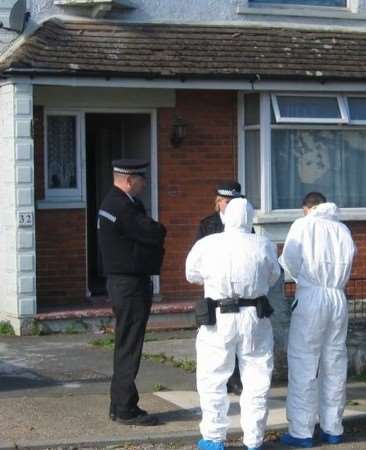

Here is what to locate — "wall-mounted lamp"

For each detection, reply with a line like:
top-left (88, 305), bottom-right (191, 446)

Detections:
top-left (170, 115), bottom-right (187, 148)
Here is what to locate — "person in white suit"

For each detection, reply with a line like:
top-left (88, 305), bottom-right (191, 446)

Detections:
top-left (279, 192), bottom-right (356, 448)
top-left (186, 198), bottom-right (280, 450)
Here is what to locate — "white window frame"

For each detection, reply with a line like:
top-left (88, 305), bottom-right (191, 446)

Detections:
top-left (44, 109), bottom-right (83, 202)
top-left (240, 92), bottom-right (366, 221)
top-left (248, 0), bottom-right (349, 9)
top-left (271, 93), bottom-right (348, 124)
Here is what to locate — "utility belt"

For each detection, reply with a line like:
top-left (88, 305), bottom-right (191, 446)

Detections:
top-left (195, 295), bottom-right (274, 327)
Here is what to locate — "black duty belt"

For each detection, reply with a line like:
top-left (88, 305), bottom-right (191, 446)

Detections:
top-left (214, 296), bottom-right (266, 313)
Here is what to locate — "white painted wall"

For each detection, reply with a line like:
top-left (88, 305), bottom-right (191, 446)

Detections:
top-left (0, 82), bottom-right (36, 334)
top-left (27, 0), bottom-right (366, 24)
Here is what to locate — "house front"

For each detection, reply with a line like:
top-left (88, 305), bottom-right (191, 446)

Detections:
top-left (0, 0), bottom-right (365, 335)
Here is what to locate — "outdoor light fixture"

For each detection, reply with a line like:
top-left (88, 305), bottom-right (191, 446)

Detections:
top-left (170, 115), bottom-right (187, 148)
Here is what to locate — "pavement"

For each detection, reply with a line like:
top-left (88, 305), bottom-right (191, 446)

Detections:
top-left (0, 330), bottom-right (366, 450)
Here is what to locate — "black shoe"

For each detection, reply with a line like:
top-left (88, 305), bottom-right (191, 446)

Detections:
top-left (110, 405), bottom-right (157, 426)
top-left (116, 413), bottom-right (160, 426)
top-left (110, 404), bottom-right (147, 421)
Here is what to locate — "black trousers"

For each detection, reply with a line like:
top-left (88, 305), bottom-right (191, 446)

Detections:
top-left (107, 274), bottom-right (152, 414)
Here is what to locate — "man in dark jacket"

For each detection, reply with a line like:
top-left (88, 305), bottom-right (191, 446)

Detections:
top-left (98, 159), bottom-right (166, 426)
top-left (196, 181), bottom-right (244, 395)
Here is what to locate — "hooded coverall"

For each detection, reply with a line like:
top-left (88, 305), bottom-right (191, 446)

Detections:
top-left (279, 202), bottom-right (356, 439)
top-left (186, 198), bottom-right (280, 448)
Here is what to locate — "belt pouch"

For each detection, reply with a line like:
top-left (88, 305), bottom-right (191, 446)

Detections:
top-left (220, 297), bottom-right (240, 313)
top-left (256, 296), bottom-right (274, 318)
top-left (195, 298), bottom-right (216, 326)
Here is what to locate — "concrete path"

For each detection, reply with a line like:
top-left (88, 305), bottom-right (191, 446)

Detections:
top-left (0, 331), bottom-right (365, 449)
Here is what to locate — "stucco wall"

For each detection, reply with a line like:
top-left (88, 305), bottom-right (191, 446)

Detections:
top-left (28, 0), bottom-right (366, 24)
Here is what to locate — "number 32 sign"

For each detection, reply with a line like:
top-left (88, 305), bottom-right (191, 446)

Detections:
top-left (18, 212), bottom-right (33, 227)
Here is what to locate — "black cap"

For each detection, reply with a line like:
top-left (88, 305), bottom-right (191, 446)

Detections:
top-left (216, 181), bottom-right (242, 198)
top-left (112, 159), bottom-right (149, 177)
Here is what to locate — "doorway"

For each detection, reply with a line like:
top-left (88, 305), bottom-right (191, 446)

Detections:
top-left (85, 113), bottom-right (152, 295)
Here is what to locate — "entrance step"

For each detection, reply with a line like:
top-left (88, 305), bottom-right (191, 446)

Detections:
top-left (34, 298), bottom-right (196, 335)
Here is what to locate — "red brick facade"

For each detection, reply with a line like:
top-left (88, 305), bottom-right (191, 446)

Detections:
top-left (36, 209), bottom-right (86, 306)
top-left (34, 91), bottom-right (366, 307)
top-left (159, 90), bottom-right (238, 300)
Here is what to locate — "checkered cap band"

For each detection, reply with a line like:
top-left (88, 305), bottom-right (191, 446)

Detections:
top-left (217, 189), bottom-right (241, 197)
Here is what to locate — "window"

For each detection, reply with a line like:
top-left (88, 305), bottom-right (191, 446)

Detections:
top-left (45, 112), bottom-right (82, 200)
top-left (348, 97), bottom-right (366, 122)
top-left (271, 95), bottom-right (347, 123)
top-left (271, 129), bottom-right (366, 209)
top-left (243, 94), bottom-right (261, 209)
top-left (250, 0), bottom-right (346, 6)
top-left (242, 93), bottom-right (366, 212)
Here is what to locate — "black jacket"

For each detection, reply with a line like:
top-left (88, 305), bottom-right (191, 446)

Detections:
top-left (196, 211), bottom-right (255, 241)
top-left (98, 186), bottom-right (166, 275)
top-left (196, 212), bottom-right (223, 241)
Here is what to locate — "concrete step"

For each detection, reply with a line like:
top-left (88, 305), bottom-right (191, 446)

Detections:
top-left (34, 298), bottom-right (196, 334)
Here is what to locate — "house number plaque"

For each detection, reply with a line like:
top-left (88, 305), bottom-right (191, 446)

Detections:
top-left (18, 212), bottom-right (33, 227)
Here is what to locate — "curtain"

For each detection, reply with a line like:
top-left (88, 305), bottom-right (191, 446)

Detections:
top-left (272, 129), bottom-right (366, 209)
top-left (47, 116), bottom-right (77, 189)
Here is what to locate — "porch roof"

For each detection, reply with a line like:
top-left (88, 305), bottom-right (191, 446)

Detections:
top-left (2, 18), bottom-right (366, 81)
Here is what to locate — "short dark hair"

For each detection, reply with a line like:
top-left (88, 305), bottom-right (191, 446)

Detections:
top-left (302, 192), bottom-right (327, 208)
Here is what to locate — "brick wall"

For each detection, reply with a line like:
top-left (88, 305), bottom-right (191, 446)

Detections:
top-left (36, 209), bottom-right (86, 306)
top-left (158, 90), bottom-right (237, 300)
top-left (33, 90), bottom-right (366, 306)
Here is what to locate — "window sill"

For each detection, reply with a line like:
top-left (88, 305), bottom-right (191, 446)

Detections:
top-left (237, 6), bottom-right (365, 20)
top-left (253, 209), bottom-right (366, 224)
top-left (37, 200), bottom-right (86, 210)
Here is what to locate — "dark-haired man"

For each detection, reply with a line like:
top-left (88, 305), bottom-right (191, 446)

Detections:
top-left (279, 192), bottom-right (356, 448)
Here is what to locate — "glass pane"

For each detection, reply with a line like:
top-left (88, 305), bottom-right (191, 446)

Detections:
top-left (272, 129), bottom-right (366, 209)
top-left (245, 130), bottom-right (261, 209)
top-left (47, 116), bottom-right (77, 189)
top-left (250, 0), bottom-right (346, 6)
top-left (244, 94), bottom-right (260, 126)
top-left (348, 97), bottom-right (366, 121)
top-left (276, 96), bottom-right (341, 119)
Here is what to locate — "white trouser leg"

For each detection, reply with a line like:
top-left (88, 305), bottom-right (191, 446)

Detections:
top-left (319, 297), bottom-right (348, 436)
top-left (196, 319), bottom-right (236, 442)
top-left (287, 293), bottom-right (327, 439)
top-left (238, 316), bottom-right (273, 449)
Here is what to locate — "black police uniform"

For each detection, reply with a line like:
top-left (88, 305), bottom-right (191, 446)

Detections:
top-left (196, 212), bottom-right (223, 241)
top-left (98, 184), bottom-right (166, 421)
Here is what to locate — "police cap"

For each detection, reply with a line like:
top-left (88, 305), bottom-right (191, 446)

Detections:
top-left (112, 159), bottom-right (149, 177)
top-left (216, 180), bottom-right (242, 198)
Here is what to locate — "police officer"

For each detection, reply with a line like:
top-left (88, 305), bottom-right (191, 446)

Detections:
top-left (196, 181), bottom-right (243, 395)
top-left (98, 159), bottom-right (166, 426)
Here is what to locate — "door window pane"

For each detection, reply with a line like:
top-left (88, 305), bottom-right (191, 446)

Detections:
top-left (272, 129), bottom-right (366, 209)
top-left (250, 0), bottom-right (346, 6)
top-left (274, 96), bottom-right (342, 120)
top-left (47, 115), bottom-right (77, 189)
top-left (245, 130), bottom-right (261, 209)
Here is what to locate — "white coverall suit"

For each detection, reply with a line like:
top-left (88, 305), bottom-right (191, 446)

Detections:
top-left (279, 202), bottom-right (356, 439)
top-left (186, 198), bottom-right (280, 448)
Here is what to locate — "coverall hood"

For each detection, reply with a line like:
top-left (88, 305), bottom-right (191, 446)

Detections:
top-left (223, 198), bottom-right (254, 233)
top-left (308, 202), bottom-right (339, 220)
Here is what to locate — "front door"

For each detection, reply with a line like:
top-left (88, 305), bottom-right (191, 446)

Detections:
top-left (85, 113), bottom-right (151, 295)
